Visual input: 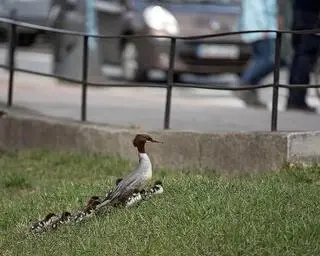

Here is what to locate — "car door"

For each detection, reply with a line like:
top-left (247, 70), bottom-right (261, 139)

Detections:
top-left (95, 0), bottom-right (127, 64)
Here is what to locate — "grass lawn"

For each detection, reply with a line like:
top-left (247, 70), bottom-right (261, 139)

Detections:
top-left (1, 150), bottom-right (320, 256)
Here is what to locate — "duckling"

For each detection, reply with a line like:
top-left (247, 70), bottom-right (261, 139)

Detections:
top-left (141, 181), bottom-right (164, 199)
top-left (59, 211), bottom-right (72, 224)
top-left (125, 189), bottom-right (143, 207)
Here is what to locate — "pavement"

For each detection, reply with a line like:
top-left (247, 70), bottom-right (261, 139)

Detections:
top-left (0, 43), bottom-right (320, 132)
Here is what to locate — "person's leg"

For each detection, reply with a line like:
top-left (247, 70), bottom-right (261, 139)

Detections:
top-left (287, 6), bottom-right (320, 111)
top-left (241, 38), bottom-right (276, 85)
top-left (234, 38), bottom-right (276, 108)
top-left (287, 34), bottom-right (320, 108)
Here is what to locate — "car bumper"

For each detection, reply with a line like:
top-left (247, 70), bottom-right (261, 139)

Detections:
top-left (137, 37), bottom-right (250, 75)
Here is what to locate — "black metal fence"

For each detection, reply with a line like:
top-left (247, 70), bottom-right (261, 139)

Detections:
top-left (0, 17), bottom-right (319, 132)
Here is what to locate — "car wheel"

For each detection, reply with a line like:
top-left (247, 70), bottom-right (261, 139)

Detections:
top-left (163, 72), bottom-right (182, 83)
top-left (173, 73), bottom-right (182, 82)
top-left (17, 33), bottom-right (36, 47)
top-left (236, 71), bottom-right (243, 78)
top-left (121, 41), bottom-right (147, 82)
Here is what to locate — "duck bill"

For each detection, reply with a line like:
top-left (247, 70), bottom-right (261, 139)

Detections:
top-left (151, 139), bottom-right (162, 143)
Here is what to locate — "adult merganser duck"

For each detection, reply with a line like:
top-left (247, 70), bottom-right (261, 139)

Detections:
top-left (97, 134), bottom-right (162, 210)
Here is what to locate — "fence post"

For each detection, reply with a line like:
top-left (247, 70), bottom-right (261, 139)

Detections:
top-left (81, 35), bottom-right (89, 121)
top-left (7, 11), bottom-right (17, 107)
top-left (164, 37), bottom-right (176, 129)
top-left (271, 32), bottom-right (282, 132)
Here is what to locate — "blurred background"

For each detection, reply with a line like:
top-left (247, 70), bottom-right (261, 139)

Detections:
top-left (0, 0), bottom-right (319, 132)
top-left (0, 0), bottom-right (250, 82)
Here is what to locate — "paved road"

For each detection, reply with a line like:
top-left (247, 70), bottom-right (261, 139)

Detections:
top-left (0, 44), bottom-right (320, 132)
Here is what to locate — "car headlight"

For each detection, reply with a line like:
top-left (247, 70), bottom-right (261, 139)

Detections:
top-left (143, 5), bottom-right (179, 35)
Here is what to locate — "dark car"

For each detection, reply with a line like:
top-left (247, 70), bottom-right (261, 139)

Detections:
top-left (0, 0), bottom-right (51, 46)
top-left (93, 0), bottom-right (250, 81)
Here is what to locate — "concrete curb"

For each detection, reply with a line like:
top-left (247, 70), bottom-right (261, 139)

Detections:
top-left (0, 112), bottom-right (319, 175)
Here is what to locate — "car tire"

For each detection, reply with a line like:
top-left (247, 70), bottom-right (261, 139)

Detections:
top-left (173, 73), bottom-right (182, 82)
top-left (121, 41), bottom-right (147, 82)
top-left (17, 33), bottom-right (36, 47)
top-left (163, 72), bottom-right (182, 83)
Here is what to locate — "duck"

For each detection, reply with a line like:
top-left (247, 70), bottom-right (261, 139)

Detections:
top-left (96, 134), bottom-right (161, 210)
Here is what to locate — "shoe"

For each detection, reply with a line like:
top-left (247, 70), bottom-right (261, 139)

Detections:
top-left (233, 90), bottom-right (267, 109)
top-left (286, 103), bottom-right (317, 113)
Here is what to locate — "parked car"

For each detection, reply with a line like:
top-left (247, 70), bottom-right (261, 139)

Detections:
top-left (94, 0), bottom-right (250, 81)
top-left (0, 0), bottom-right (51, 46)
top-left (50, 0), bottom-right (250, 82)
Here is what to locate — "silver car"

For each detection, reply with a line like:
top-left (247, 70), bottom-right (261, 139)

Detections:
top-left (0, 0), bottom-right (51, 46)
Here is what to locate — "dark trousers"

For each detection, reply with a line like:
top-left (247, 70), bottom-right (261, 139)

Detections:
top-left (287, 4), bottom-right (320, 106)
top-left (240, 38), bottom-right (276, 85)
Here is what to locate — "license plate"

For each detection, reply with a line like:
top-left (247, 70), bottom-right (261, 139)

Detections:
top-left (196, 44), bottom-right (240, 59)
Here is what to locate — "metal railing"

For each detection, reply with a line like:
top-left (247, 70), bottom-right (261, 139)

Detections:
top-left (0, 17), bottom-right (319, 132)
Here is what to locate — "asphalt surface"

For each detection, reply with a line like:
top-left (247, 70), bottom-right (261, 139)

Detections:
top-left (0, 43), bottom-right (320, 132)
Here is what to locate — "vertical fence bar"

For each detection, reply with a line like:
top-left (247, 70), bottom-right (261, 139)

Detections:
top-left (164, 37), bottom-right (176, 129)
top-left (7, 23), bottom-right (17, 107)
top-left (81, 35), bottom-right (89, 121)
top-left (271, 32), bottom-right (282, 131)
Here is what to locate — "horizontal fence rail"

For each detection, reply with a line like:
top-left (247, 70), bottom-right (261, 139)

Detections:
top-left (0, 17), bottom-right (319, 131)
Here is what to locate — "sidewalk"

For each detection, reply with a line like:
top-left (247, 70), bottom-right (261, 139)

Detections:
top-left (0, 71), bottom-right (320, 132)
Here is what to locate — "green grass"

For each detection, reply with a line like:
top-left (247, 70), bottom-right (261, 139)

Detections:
top-left (1, 150), bottom-right (320, 256)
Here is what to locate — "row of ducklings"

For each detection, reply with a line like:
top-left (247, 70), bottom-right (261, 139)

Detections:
top-left (29, 180), bottom-right (164, 234)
